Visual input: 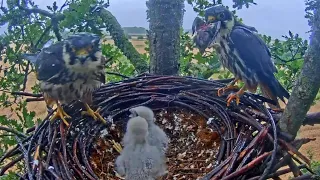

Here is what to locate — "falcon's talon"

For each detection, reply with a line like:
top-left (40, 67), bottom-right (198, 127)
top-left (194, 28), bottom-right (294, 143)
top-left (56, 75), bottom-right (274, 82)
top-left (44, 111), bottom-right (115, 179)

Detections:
top-left (50, 103), bottom-right (70, 126)
top-left (82, 103), bottom-right (106, 124)
top-left (226, 93), bottom-right (241, 106)
top-left (271, 108), bottom-right (284, 113)
top-left (217, 85), bottom-right (239, 96)
top-left (111, 140), bottom-right (122, 153)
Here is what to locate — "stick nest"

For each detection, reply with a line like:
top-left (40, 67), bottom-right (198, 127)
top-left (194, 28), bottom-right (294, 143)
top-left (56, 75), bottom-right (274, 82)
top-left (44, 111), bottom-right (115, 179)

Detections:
top-left (0, 74), bottom-right (316, 180)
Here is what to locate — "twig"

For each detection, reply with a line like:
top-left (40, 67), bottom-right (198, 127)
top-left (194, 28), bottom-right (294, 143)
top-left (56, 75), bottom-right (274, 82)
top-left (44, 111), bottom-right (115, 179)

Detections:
top-left (15, 136), bottom-right (33, 180)
top-left (21, 61), bottom-right (30, 92)
top-left (221, 152), bottom-right (272, 180)
top-left (11, 91), bottom-right (42, 97)
top-left (26, 97), bottom-right (45, 102)
top-left (0, 126), bottom-right (28, 138)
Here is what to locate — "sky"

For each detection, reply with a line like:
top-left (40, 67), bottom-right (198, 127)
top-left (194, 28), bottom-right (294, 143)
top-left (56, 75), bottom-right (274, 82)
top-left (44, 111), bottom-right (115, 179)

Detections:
top-left (0, 0), bottom-right (310, 40)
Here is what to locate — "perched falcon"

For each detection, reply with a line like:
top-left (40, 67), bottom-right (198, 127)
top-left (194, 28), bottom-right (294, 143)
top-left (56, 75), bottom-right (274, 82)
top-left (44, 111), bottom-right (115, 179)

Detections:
top-left (202, 5), bottom-right (290, 108)
top-left (22, 32), bottom-right (108, 126)
top-left (192, 16), bottom-right (258, 55)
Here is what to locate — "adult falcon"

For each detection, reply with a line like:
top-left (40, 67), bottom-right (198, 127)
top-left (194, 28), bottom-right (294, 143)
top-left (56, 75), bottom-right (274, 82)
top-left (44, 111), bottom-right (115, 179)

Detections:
top-left (203, 5), bottom-right (289, 108)
top-left (23, 32), bottom-right (108, 126)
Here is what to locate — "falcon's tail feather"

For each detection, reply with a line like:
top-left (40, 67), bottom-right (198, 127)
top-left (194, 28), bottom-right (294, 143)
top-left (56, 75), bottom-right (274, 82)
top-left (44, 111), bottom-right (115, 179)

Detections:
top-left (258, 75), bottom-right (290, 109)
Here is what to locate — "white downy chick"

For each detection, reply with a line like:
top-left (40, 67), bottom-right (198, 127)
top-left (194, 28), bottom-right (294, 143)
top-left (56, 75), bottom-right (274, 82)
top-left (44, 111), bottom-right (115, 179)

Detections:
top-left (115, 116), bottom-right (167, 179)
top-left (125, 106), bottom-right (169, 155)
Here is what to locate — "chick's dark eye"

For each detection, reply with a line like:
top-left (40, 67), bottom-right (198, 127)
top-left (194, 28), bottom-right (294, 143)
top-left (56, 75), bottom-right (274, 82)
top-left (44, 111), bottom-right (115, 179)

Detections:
top-left (219, 13), bottom-right (225, 19)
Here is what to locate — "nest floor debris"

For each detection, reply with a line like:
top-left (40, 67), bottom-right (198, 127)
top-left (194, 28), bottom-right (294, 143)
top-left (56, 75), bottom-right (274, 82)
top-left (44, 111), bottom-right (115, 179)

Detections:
top-left (0, 73), bottom-right (316, 180)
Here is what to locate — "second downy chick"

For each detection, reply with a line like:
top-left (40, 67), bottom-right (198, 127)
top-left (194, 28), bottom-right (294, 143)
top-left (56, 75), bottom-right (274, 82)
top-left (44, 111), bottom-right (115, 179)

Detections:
top-left (125, 106), bottom-right (169, 155)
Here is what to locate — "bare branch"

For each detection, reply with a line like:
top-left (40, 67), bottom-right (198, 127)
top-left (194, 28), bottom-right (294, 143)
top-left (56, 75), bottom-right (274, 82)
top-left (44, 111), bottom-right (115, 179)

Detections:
top-left (272, 111), bottom-right (320, 126)
top-left (21, 61), bottom-right (30, 92)
top-left (11, 91), bottom-right (42, 97)
top-left (16, 0), bottom-right (65, 41)
top-left (302, 112), bottom-right (320, 126)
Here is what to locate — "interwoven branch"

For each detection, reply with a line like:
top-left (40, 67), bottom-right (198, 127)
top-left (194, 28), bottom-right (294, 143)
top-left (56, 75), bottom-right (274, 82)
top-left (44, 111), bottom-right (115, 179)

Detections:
top-left (0, 74), bottom-right (315, 179)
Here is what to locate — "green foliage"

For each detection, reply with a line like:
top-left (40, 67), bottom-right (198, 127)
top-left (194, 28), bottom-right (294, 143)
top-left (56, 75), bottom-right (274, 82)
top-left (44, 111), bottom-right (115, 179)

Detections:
top-left (0, 171), bottom-right (19, 180)
top-left (179, 31), bottom-right (220, 78)
top-left (302, 150), bottom-right (320, 179)
top-left (102, 43), bottom-right (136, 82)
top-left (261, 31), bottom-right (308, 92)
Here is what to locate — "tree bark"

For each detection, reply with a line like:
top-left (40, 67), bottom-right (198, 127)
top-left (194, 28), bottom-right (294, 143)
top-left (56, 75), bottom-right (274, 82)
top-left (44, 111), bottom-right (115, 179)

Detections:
top-left (146, 0), bottom-right (184, 75)
top-left (279, 2), bottom-right (320, 139)
top-left (98, 9), bottom-right (149, 73)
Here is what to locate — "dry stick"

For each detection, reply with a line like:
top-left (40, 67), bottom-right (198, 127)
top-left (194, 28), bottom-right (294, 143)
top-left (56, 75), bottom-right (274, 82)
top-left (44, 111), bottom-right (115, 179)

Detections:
top-left (45, 128), bottom-right (57, 168)
top-left (59, 122), bottom-right (68, 161)
top-left (26, 97), bottom-right (45, 102)
top-left (15, 136), bottom-right (33, 180)
top-left (72, 135), bottom-right (96, 180)
top-left (46, 166), bottom-right (62, 180)
top-left (288, 158), bottom-right (303, 177)
top-left (272, 138), bottom-right (315, 172)
top-left (0, 126), bottom-right (28, 138)
top-left (57, 152), bottom-right (73, 180)
top-left (21, 61), bottom-right (30, 92)
top-left (11, 91), bottom-right (42, 97)
top-left (247, 164), bottom-right (307, 180)
top-left (0, 155), bottom-right (24, 175)
top-left (220, 152), bottom-right (272, 180)
top-left (278, 139), bottom-right (311, 166)
top-left (79, 135), bottom-right (100, 179)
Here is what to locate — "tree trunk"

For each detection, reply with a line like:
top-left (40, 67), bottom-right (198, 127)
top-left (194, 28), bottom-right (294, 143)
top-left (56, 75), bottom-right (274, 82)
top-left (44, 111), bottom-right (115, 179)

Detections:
top-left (146, 0), bottom-right (184, 75)
top-left (98, 9), bottom-right (149, 73)
top-left (279, 2), bottom-right (320, 139)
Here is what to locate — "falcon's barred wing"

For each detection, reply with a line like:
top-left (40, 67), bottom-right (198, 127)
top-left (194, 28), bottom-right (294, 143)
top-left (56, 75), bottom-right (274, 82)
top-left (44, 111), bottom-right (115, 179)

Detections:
top-left (229, 26), bottom-right (276, 75)
top-left (230, 26), bottom-right (289, 102)
top-left (34, 42), bottom-right (67, 84)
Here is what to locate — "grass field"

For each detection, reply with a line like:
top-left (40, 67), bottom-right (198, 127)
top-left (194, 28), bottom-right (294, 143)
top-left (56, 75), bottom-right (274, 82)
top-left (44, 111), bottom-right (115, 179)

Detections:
top-left (0, 38), bottom-right (319, 177)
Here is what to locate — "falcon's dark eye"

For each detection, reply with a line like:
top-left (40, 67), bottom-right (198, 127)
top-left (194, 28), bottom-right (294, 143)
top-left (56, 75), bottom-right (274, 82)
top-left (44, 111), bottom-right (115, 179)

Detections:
top-left (219, 13), bottom-right (225, 19)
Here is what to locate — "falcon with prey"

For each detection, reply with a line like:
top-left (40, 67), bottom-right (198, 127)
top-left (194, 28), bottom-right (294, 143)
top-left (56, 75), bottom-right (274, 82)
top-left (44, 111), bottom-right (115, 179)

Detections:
top-left (23, 32), bottom-right (108, 126)
top-left (195, 5), bottom-right (290, 108)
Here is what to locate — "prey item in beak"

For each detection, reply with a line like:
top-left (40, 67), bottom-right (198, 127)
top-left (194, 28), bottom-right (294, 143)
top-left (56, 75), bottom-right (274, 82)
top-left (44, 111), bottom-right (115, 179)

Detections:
top-left (208, 21), bottom-right (221, 48)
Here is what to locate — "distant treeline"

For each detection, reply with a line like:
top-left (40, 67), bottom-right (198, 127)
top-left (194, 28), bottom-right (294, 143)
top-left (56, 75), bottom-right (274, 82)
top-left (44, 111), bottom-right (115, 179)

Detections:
top-left (123, 27), bottom-right (147, 35)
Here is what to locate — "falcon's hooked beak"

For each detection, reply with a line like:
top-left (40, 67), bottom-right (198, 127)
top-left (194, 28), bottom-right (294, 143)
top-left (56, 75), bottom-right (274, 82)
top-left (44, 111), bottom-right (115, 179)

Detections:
top-left (208, 21), bottom-right (221, 48)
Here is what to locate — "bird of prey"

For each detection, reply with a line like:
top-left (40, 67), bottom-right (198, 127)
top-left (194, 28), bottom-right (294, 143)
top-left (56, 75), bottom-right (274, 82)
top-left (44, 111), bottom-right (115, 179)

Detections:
top-left (22, 32), bottom-right (108, 126)
top-left (201, 5), bottom-right (289, 108)
top-left (192, 15), bottom-right (258, 55)
top-left (115, 116), bottom-right (167, 179)
top-left (126, 106), bottom-right (169, 155)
